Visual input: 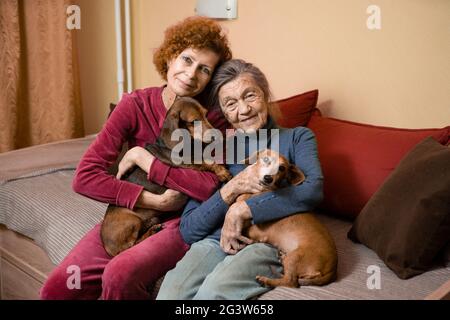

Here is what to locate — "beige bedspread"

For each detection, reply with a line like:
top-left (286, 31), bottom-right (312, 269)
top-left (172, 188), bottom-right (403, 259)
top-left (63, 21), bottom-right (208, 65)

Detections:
top-left (0, 135), bottom-right (107, 265)
top-left (0, 135), bottom-right (97, 181)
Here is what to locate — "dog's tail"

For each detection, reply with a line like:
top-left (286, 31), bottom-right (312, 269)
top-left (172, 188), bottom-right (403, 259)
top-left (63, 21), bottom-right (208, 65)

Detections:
top-left (297, 269), bottom-right (337, 286)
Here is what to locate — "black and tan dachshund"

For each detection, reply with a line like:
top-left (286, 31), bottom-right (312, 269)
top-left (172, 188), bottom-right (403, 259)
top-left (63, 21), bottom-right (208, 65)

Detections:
top-left (101, 97), bottom-right (231, 257)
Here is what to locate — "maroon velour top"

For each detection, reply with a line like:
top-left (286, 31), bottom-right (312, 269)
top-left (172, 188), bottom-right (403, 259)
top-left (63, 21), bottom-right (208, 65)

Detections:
top-left (72, 86), bottom-right (228, 209)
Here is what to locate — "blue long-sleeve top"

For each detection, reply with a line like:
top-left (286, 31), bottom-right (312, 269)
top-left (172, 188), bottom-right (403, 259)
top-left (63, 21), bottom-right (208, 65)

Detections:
top-left (180, 117), bottom-right (324, 245)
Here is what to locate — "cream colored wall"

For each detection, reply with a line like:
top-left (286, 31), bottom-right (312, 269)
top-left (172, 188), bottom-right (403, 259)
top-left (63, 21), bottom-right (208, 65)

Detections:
top-left (78, 0), bottom-right (450, 133)
top-left (77, 0), bottom-right (118, 135)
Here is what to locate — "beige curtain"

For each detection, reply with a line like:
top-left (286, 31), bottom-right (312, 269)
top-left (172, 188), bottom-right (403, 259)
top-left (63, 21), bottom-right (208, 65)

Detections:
top-left (0, 0), bottom-right (84, 153)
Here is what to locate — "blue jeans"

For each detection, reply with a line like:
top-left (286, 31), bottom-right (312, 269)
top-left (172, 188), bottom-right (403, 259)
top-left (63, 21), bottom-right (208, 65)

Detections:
top-left (156, 238), bottom-right (283, 300)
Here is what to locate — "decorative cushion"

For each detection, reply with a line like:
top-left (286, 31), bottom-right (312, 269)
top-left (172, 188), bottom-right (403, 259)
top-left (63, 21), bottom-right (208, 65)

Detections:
top-left (273, 90), bottom-right (319, 128)
top-left (347, 137), bottom-right (450, 279)
top-left (442, 243), bottom-right (450, 267)
top-left (307, 115), bottom-right (449, 219)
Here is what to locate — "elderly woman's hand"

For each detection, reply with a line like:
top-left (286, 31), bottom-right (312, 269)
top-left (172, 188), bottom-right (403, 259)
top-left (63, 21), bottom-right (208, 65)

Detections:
top-left (116, 146), bottom-right (155, 180)
top-left (219, 164), bottom-right (267, 205)
top-left (220, 201), bottom-right (254, 254)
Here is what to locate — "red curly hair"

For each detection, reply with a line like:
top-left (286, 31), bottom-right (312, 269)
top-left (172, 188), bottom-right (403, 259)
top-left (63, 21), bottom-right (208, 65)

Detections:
top-left (153, 16), bottom-right (232, 81)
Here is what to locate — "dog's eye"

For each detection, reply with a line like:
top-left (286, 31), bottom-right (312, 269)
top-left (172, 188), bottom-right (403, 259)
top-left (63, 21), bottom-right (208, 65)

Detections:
top-left (279, 165), bottom-right (286, 172)
top-left (263, 156), bottom-right (270, 163)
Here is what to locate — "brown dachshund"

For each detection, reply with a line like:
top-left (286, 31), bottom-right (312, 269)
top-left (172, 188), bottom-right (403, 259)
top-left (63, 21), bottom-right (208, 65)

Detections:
top-left (101, 97), bottom-right (231, 257)
top-left (238, 149), bottom-right (338, 288)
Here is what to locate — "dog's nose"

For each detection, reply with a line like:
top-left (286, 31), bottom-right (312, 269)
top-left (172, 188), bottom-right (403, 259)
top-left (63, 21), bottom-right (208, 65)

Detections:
top-left (263, 175), bottom-right (273, 184)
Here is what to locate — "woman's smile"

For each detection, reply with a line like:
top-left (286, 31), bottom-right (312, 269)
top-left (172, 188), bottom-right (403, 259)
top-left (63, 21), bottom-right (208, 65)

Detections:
top-left (240, 116), bottom-right (257, 124)
top-left (177, 78), bottom-right (195, 90)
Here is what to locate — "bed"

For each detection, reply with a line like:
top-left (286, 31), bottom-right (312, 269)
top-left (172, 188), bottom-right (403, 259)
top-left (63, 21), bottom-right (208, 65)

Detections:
top-left (0, 135), bottom-right (105, 299)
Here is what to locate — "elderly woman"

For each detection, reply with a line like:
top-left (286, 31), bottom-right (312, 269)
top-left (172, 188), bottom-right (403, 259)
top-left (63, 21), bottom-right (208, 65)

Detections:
top-left (157, 59), bottom-right (324, 300)
top-left (40, 16), bottom-right (231, 300)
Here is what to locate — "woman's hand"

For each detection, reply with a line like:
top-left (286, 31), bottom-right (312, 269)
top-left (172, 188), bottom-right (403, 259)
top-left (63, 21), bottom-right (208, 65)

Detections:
top-left (135, 189), bottom-right (188, 212)
top-left (220, 164), bottom-right (267, 205)
top-left (116, 146), bottom-right (155, 180)
top-left (159, 189), bottom-right (188, 211)
top-left (220, 201), bottom-right (254, 254)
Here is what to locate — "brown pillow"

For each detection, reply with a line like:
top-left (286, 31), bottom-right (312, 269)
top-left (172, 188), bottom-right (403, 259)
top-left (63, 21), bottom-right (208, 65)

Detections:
top-left (442, 243), bottom-right (450, 267)
top-left (347, 137), bottom-right (450, 279)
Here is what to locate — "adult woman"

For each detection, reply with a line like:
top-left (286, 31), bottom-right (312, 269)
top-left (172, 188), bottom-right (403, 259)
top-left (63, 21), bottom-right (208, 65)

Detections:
top-left (40, 16), bottom-right (232, 300)
top-left (157, 59), bottom-right (324, 300)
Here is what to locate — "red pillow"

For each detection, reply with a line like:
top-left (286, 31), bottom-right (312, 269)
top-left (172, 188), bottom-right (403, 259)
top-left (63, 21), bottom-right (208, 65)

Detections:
top-left (307, 115), bottom-right (450, 219)
top-left (273, 90), bottom-right (319, 128)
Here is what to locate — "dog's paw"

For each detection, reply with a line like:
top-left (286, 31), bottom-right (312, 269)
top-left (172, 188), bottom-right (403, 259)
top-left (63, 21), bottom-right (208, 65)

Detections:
top-left (255, 275), bottom-right (264, 284)
top-left (255, 275), bottom-right (270, 287)
top-left (148, 223), bottom-right (164, 235)
top-left (216, 167), bottom-right (232, 182)
top-left (278, 250), bottom-right (287, 263)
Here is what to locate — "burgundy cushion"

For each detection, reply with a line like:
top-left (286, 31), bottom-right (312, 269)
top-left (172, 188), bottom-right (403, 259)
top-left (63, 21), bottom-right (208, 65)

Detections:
top-left (307, 115), bottom-right (450, 219)
top-left (273, 90), bottom-right (319, 128)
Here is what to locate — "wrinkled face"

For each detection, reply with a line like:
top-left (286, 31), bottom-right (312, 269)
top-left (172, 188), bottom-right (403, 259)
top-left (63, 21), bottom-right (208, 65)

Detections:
top-left (218, 74), bottom-right (269, 133)
top-left (247, 149), bottom-right (305, 188)
top-left (166, 48), bottom-right (220, 97)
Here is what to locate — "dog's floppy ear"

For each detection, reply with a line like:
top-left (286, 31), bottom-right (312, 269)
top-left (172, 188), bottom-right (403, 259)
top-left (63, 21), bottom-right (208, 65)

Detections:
top-left (287, 164), bottom-right (306, 186)
top-left (160, 108), bottom-right (181, 148)
top-left (241, 150), bottom-right (262, 165)
top-left (163, 95), bottom-right (182, 131)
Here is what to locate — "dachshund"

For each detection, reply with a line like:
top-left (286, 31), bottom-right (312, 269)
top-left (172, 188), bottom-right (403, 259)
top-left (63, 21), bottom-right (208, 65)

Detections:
top-left (101, 97), bottom-right (231, 257)
top-left (238, 149), bottom-right (338, 288)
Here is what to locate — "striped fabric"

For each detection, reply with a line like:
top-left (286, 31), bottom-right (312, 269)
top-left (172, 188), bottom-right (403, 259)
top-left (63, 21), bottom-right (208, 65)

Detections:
top-left (0, 169), bottom-right (106, 265)
top-left (0, 135), bottom-right (106, 265)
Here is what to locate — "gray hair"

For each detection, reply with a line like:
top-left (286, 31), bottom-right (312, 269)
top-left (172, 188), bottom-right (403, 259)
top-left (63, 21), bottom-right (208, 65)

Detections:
top-left (208, 59), bottom-right (273, 108)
